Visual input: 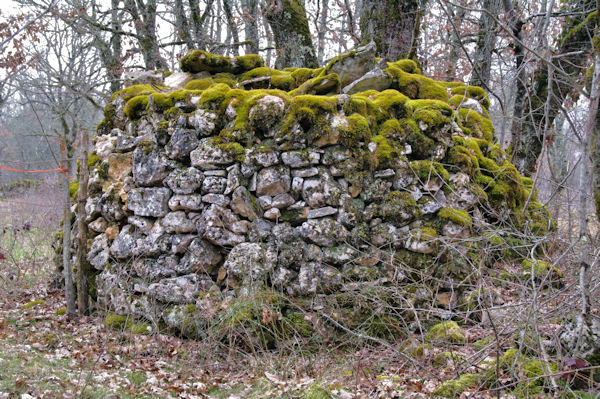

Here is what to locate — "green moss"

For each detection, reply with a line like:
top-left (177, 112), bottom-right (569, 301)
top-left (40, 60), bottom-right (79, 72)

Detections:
top-left (180, 50), bottom-right (264, 74)
top-left (432, 373), bottom-right (479, 398)
top-left (184, 78), bottom-right (214, 90)
top-left (87, 153), bottom-right (101, 168)
top-left (112, 84), bottom-right (157, 101)
top-left (458, 107), bottom-right (494, 141)
top-left (410, 160), bottom-right (450, 182)
top-left (104, 313), bottom-right (152, 335)
top-left (68, 180), bottom-right (79, 201)
top-left (291, 73), bottom-right (341, 96)
top-left (426, 321), bottom-right (466, 344)
top-left (123, 95), bottom-right (149, 120)
top-left (378, 191), bottom-right (420, 224)
top-left (406, 99), bottom-right (454, 126)
top-left (235, 54), bottom-right (265, 72)
top-left (199, 83), bottom-right (231, 108)
top-left (302, 384), bottom-right (332, 399)
top-left (181, 50), bottom-right (232, 73)
top-left (521, 259), bottom-right (563, 281)
top-left (438, 207), bottom-right (472, 228)
top-left (450, 85), bottom-right (490, 109)
top-left (21, 300), bottom-right (45, 310)
top-left (387, 59), bottom-right (422, 74)
top-left (53, 308), bottom-right (67, 316)
top-left (291, 67), bottom-right (318, 85)
top-left (339, 113), bottom-right (371, 148)
top-left (216, 140), bottom-right (245, 162)
top-left (386, 66), bottom-right (448, 101)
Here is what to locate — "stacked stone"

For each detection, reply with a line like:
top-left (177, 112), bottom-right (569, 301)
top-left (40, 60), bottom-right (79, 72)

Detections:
top-left (80, 46), bottom-right (551, 333)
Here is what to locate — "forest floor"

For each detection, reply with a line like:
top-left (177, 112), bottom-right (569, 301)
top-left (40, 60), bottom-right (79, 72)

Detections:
top-left (0, 274), bottom-right (506, 398)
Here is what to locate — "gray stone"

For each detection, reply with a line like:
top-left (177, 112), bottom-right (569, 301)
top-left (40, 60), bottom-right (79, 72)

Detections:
top-left (89, 217), bottom-right (108, 233)
top-left (307, 206), bottom-right (338, 219)
top-left (231, 186), bottom-right (262, 220)
top-left (197, 204), bottom-right (245, 246)
top-left (292, 167), bottom-right (319, 178)
top-left (190, 138), bottom-right (237, 169)
top-left (405, 229), bottom-right (437, 254)
top-left (244, 148), bottom-right (279, 168)
top-left (264, 208), bottom-right (280, 220)
top-left (223, 242), bottom-right (277, 286)
top-left (247, 219), bottom-right (274, 241)
top-left (165, 129), bottom-right (199, 159)
top-left (127, 187), bottom-right (171, 217)
top-left (343, 66), bottom-right (392, 94)
top-left (322, 146), bottom-right (351, 165)
top-left (147, 274), bottom-right (208, 304)
top-left (224, 164), bottom-right (242, 195)
top-left (127, 215), bottom-right (154, 233)
top-left (87, 234), bottom-right (109, 269)
top-left (189, 109), bottom-right (217, 136)
top-left (248, 95), bottom-right (287, 137)
top-left (85, 197), bottom-right (102, 222)
top-left (281, 151), bottom-right (314, 168)
top-left (162, 211), bottom-right (196, 233)
top-left (109, 225), bottom-right (137, 259)
top-left (168, 194), bottom-right (204, 211)
top-left (123, 70), bottom-right (163, 86)
top-left (132, 143), bottom-right (174, 186)
top-left (171, 234), bottom-right (195, 254)
top-left (374, 169), bottom-right (395, 179)
top-left (133, 256), bottom-right (178, 281)
top-left (256, 165), bottom-right (291, 196)
top-left (300, 218), bottom-right (348, 247)
top-left (327, 42), bottom-right (376, 87)
top-left (201, 176), bottom-right (227, 194)
top-left (178, 238), bottom-right (222, 275)
top-left (202, 194), bottom-right (230, 207)
top-left (302, 169), bottom-right (343, 208)
top-left (163, 167), bottom-right (204, 194)
top-left (297, 262), bottom-right (342, 295)
top-left (203, 169), bottom-right (227, 176)
top-left (271, 193), bottom-right (296, 209)
top-left (322, 244), bottom-right (357, 265)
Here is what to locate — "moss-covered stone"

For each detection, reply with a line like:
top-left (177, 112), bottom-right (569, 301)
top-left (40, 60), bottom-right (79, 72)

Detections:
top-left (123, 95), bottom-right (149, 120)
top-left (21, 300), bottom-right (46, 310)
top-left (180, 50), bottom-right (264, 74)
top-left (103, 313), bottom-right (153, 335)
top-left (426, 321), bottom-right (466, 344)
top-left (432, 373), bottom-right (479, 398)
top-left (438, 207), bottom-right (472, 228)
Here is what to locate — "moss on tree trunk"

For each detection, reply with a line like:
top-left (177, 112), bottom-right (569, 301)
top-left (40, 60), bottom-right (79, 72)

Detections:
top-left (359, 0), bottom-right (422, 61)
top-left (263, 0), bottom-right (319, 69)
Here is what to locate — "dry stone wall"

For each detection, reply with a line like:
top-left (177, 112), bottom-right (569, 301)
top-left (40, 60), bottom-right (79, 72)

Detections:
top-left (81, 44), bottom-right (552, 335)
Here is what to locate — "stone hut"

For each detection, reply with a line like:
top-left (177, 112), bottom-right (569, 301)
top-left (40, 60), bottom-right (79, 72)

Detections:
top-left (79, 44), bottom-right (551, 337)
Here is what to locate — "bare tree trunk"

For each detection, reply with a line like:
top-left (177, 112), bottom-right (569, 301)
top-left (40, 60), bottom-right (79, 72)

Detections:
top-left (445, 6), bottom-right (465, 80)
top-left (359, 0), bottom-right (425, 61)
top-left (174, 0), bottom-right (194, 50)
top-left (317, 0), bottom-right (329, 64)
top-left (511, 0), bottom-right (595, 175)
top-left (222, 0), bottom-right (240, 56)
top-left (124, 0), bottom-right (168, 70)
top-left (470, 0), bottom-right (499, 88)
top-left (61, 140), bottom-right (76, 319)
top-left (76, 129), bottom-right (90, 316)
top-left (242, 0), bottom-right (259, 54)
top-left (263, 0), bottom-right (319, 68)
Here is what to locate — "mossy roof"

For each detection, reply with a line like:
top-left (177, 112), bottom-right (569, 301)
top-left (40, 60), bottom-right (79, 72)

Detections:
top-left (99, 50), bottom-right (550, 238)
